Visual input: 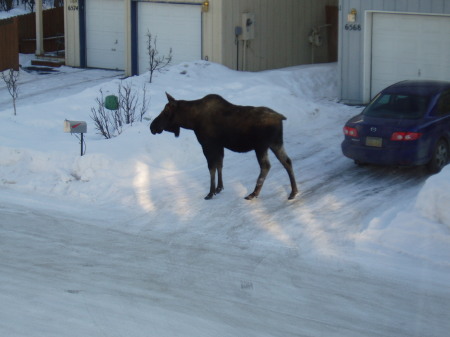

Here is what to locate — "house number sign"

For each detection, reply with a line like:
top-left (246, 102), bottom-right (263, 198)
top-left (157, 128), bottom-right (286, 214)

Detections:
top-left (68, 0), bottom-right (78, 11)
top-left (345, 23), bottom-right (361, 31)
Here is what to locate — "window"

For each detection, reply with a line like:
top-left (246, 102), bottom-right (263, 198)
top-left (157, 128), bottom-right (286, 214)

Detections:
top-left (435, 91), bottom-right (450, 116)
top-left (363, 93), bottom-right (430, 119)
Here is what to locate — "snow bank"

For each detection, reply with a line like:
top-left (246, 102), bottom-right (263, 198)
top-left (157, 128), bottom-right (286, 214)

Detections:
top-left (356, 166), bottom-right (450, 272)
top-left (416, 166), bottom-right (450, 228)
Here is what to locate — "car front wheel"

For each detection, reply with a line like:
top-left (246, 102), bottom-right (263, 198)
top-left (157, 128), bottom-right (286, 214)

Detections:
top-left (427, 139), bottom-right (449, 173)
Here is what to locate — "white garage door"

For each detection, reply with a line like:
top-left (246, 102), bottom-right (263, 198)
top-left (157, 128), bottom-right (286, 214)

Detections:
top-left (86, 0), bottom-right (125, 70)
top-left (371, 13), bottom-right (450, 98)
top-left (137, 2), bottom-right (202, 75)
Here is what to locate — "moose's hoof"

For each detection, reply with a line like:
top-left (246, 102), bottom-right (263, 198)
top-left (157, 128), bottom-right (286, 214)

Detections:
top-left (245, 193), bottom-right (257, 200)
top-left (204, 193), bottom-right (214, 200)
top-left (215, 187), bottom-right (224, 194)
top-left (288, 190), bottom-right (299, 200)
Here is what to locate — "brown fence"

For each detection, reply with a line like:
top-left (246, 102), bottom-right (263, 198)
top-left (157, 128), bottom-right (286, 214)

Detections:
top-left (18, 6), bottom-right (64, 53)
top-left (0, 17), bottom-right (19, 72)
top-left (0, 7), bottom-right (64, 71)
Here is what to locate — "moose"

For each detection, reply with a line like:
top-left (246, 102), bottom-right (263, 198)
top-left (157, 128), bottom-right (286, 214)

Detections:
top-left (150, 93), bottom-right (298, 200)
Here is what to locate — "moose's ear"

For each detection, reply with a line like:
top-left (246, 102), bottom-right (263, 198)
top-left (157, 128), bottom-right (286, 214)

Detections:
top-left (166, 92), bottom-right (176, 103)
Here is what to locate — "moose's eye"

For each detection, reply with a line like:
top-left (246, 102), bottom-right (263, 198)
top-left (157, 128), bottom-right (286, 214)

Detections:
top-left (165, 104), bottom-right (177, 120)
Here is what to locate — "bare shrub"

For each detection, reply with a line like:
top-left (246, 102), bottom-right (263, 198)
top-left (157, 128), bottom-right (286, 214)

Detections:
top-left (90, 83), bottom-right (149, 139)
top-left (90, 90), bottom-right (113, 139)
top-left (1, 68), bottom-right (20, 116)
top-left (146, 31), bottom-right (173, 83)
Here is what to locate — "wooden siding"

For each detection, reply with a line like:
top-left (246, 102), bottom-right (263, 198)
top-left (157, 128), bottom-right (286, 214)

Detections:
top-left (339, 0), bottom-right (450, 104)
top-left (0, 18), bottom-right (19, 71)
top-left (18, 7), bottom-right (64, 53)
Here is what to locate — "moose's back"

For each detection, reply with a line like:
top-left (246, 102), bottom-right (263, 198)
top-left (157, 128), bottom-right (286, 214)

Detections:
top-left (193, 95), bottom-right (287, 153)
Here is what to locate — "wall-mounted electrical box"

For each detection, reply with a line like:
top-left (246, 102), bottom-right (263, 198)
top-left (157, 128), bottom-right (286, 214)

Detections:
top-left (64, 120), bottom-right (87, 134)
top-left (240, 13), bottom-right (255, 40)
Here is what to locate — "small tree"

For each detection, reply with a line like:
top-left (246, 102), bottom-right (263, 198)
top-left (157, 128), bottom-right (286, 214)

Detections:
top-left (90, 89), bottom-right (113, 139)
top-left (146, 31), bottom-right (173, 83)
top-left (22, 0), bottom-right (34, 12)
top-left (1, 68), bottom-right (20, 116)
top-left (138, 83), bottom-right (149, 122)
top-left (0, 0), bottom-right (14, 10)
top-left (119, 82), bottom-right (149, 125)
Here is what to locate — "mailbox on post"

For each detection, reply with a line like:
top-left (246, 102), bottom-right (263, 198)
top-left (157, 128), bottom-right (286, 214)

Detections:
top-left (64, 120), bottom-right (87, 134)
top-left (64, 120), bottom-right (87, 156)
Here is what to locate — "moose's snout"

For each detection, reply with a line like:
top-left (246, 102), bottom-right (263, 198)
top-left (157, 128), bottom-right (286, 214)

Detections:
top-left (150, 120), bottom-right (162, 135)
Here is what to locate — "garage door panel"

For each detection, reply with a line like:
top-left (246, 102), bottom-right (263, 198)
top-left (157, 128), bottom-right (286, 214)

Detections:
top-left (87, 32), bottom-right (120, 48)
top-left (137, 3), bottom-right (201, 75)
top-left (86, 0), bottom-right (124, 70)
top-left (371, 13), bottom-right (450, 98)
top-left (398, 15), bottom-right (420, 32)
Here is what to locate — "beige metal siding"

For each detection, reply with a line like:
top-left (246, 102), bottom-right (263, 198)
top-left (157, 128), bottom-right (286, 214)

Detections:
top-left (64, 1), bottom-right (80, 67)
top-left (202, 0), bottom-right (224, 65)
top-left (219, 0), bottom-right (338, 71)
top-left (65, 0), bottom-right (337, 73)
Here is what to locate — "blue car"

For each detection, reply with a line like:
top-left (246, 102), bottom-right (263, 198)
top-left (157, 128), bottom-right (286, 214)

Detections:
top-left (342, 80), bottom-right (450, 173)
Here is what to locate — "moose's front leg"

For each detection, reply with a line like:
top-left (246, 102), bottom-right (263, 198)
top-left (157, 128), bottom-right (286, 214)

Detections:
top-left (205, 166), bottom-right (216, 200)
top-left (215, 166), bottom-right (224, 194)
top-left (203, 146), bottom-right (224, 200)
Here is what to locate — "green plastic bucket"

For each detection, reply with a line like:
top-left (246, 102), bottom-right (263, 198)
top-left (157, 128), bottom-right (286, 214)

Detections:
top-left (104, 95), bottom-right (119, 110)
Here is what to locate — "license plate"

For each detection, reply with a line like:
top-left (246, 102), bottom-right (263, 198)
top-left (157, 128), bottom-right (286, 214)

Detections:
top-left (365, 137), bottom-right (382, 147)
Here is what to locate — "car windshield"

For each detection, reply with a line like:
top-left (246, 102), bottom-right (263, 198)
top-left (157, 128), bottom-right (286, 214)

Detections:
top-left (363, 93), bottom-right (431, 119)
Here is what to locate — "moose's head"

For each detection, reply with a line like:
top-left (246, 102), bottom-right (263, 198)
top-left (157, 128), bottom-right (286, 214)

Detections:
top-left (150, 93), bottom-right (180, 137)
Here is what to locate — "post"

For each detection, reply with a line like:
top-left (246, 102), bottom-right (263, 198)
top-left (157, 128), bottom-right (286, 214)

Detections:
top-left (35, 0), bottom-right (44, 56)
top-left (80, 133), bottom-right (84, 156)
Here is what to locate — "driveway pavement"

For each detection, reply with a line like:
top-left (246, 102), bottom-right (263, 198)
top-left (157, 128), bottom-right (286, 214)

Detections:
top-left (0, 65), bottom-right (123, 112)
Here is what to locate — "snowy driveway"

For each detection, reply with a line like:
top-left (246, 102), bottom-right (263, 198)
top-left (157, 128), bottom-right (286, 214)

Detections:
top-left (0, 66), bottom-right (123, 111)
top-left (1, 61), bottom-right (450, 336)
top-left (1, 201), bottom-right (448, 337)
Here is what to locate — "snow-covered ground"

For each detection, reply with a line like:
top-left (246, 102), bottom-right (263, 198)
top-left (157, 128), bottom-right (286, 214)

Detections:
top-left (0, 1), bottom-right (55, 19)
top-left (1, 57), bottom-right (449, 336)
top-left (0, 7), bottom-right (28, 19)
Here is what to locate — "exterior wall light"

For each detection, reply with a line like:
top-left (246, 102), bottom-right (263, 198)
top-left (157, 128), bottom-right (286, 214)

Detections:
top-left (348, 8), bottom-right (357, 23)
top-left (202, 1), bottom-right (209, 13)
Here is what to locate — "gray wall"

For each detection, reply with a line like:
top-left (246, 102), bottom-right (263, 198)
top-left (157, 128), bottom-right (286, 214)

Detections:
top-left (339, 0), bottom-right (450, 104)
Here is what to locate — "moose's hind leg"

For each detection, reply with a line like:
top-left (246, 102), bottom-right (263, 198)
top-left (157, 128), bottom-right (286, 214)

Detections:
top-left (271, 145), bottom-right (298, 200)
top-left (245, 149), bottom-right (271, 200)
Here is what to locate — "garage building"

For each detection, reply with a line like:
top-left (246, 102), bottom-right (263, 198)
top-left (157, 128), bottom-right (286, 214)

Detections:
top-left (339, 0), bottom-right (450, 104)
top-left (64, 0), bottom-right (338, 75)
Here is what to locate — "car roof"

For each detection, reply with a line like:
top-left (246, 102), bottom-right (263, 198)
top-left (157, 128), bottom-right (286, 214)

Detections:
top-left (382, 80), bottom-right (450, 96)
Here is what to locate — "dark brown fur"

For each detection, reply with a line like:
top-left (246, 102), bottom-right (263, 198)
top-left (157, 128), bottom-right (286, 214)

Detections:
top-left (150, 93), bottom-right (298, 200)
